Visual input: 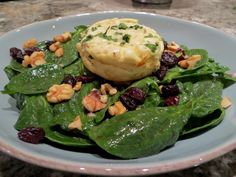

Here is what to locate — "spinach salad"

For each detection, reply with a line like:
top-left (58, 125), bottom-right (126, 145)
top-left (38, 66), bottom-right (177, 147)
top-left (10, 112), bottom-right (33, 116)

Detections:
top-left (2, 25), bottom-right (236, 159)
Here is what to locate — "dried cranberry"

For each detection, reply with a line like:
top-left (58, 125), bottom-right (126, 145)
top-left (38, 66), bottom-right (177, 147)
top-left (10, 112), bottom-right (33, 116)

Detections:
top-left (45, 40), bottom-right (54, 50)
top-left (161, 51), bottom-right (178, 68)
top-left (18, 127), bottom-right (45, 144)
top-left (120, 87), bottom-right (146, 110)
top-left (120, 93), bottom-right (138, 110)
top-left (164, 96), bottom-right (179, 106)
top-left (62, 75), bottom-right (76, 87)
top-left (161, 83), bottom-right (180, 97)
top-left (125, 87), bottom-right (146, 103)
top-left (154, 65), bottom-right (168, 80)
top-left (75, 75), bottom-right (94, 83)
top-left (10, 47), bottom-right (24, 63)
top-left (23, 47), bottom-right (41, 56)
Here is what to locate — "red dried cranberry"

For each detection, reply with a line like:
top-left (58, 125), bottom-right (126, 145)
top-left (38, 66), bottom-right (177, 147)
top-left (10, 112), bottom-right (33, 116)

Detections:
top-left (23, 47), bottom-right (41, 56)
top-left (62, 75), bottom-right (76, 87)
top-left (18, 127), bottom-right (45, 144)
top-left (161, 51), bottom-right (178, 68)
top-left (154, 65), bottom-right (168, 80)
top-left (125, 87), bottom-right (146, 103)
top-left (120, 87), bottom-right (146, 110)
top-left (161, 83), bottom-right (180, 97)
top-left (75, 75), bottom-right (94, 83)
top-left (120, 93), bottom-right (138, 110)
top-left (164, 96), bottom-right (179, 106)
top-left (10, 47), bottom-right (24, 63)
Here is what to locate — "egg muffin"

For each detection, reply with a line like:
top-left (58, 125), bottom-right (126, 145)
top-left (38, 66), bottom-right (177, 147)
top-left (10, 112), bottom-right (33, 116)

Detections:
top-left (76, 18), bottom-right (164, 82)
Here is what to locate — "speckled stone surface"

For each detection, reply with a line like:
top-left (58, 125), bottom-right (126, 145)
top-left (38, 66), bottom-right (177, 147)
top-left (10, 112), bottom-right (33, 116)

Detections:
top-left (0, 0), bottom-right (236, 177)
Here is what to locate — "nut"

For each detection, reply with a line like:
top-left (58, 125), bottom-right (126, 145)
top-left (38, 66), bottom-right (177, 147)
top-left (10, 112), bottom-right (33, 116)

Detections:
top-left (73, 81), bottom-right (82, 91)
top-left (82, 89), bottom-right (106, 112)
top-left (46, 84), bottom-right (75, 103)
top-left (101, 83), bottom-right (117, 95)
top-left (23, 38), bottom-right (38, 49)
top-left (221, 97), bottom-right (232, 109)
top-left (54, 47), bottom-right (64, 57)
top-left (49, 41), bottom-right (61, 52)
top-left (108, 101), bottom-right (127, 116)
top-left (167, 41), bottom-right (180, 52)
top-left (68, 116), bottom-right (82, 130)
top-left (178, 54), bottom-right (202, 69)
top-left (22, 51), bottom-right (46, 67)
top-left (100, 94), bottom-right (108, 104)
top-left (53, 32), bottom-right (72, 43)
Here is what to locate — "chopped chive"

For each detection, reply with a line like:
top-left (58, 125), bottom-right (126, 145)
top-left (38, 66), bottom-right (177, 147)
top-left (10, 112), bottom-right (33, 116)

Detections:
top-left (83, 35), bottom-right (93, 42)
top-left (118, 23), bottom-right (128, 30)
top-left (145, 44), bottom-right (157, 53)
top-left (91, 27), bottom-right (97, 31)
top-left (122, 34), bottom-right (131, 43)
top-left (115, 32), bottom-right (123, 35)
top-left (111, 25), bottom-right (118, 30)
top-left (144, 34), bottom-right (154, 38)
top-left (129, 25), bottom-right (143, 30)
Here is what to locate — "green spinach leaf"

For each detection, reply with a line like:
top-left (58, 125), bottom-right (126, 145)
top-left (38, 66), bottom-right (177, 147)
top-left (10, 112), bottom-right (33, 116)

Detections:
top-left (3, 64), bottom-right (64, 94)
top-left (88, 102), bottom-right (192, 159)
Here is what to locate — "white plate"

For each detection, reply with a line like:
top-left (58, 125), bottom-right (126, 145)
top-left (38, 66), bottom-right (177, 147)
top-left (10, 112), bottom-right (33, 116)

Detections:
top-left (0, 11), bottom-right (236, 176)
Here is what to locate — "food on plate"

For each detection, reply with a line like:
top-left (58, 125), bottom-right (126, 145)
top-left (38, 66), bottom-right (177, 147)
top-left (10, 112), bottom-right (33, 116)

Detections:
top-left (2, 18), bottom-right (236, 159)
top-left (76, 18), bottom-right (164, 82)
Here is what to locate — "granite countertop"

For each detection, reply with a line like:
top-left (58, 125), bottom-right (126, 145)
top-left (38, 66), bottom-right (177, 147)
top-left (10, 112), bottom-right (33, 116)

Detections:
top-left (0, 0), bottom-right (236, 177)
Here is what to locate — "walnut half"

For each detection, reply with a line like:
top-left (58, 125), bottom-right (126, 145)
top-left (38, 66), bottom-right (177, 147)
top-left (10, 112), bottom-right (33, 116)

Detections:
top-left (46, 84), bottom-right (74, 103)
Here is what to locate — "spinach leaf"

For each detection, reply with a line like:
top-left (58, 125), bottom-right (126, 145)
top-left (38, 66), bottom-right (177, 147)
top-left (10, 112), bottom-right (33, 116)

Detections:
top-left (3, 64), bottom-right (64, 94)
top-left (45, 26), bottom-right (87, 67)
top-left (15, 95), bottom-right (53, 130)
top-left (181, 108), bottom-right (225, 136)
top-left (45, 126), bottom-right (94, 147)
top-left (4, 65), bottom-right (19, 80)
top-left (8, 59), bottom-right (28, 73)
top-left (52, 82), bottom-right (96, 130)
top-left (216, 73), bottom-right (236, 88)
top-left (63, 59), bottom-right (91, 76)
top-left (191, 80), bottom-right (223, 117)
top-left (88, 102), bottom-right (192, 159)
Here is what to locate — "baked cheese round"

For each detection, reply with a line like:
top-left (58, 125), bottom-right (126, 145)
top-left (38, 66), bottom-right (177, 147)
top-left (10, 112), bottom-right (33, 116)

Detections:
top-left (76, 18), bottom-right (164, 82)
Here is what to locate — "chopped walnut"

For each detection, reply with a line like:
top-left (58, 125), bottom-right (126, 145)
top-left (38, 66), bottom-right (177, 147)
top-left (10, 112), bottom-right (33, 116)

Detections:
top-left (68, 116), bottom-right (82, 130)
top-left (46, 84), bottom-right (75, 103)
top-left (73, 81), bottom-right (82, 91)
top-left (178, 55), bottom-right (202, 69)
top-left (100, 94), bottom-right (108, 104)
top-left (49, 41), bottom-right (61, 52)
top-left (221, 97), bottom-right (232, 109)
top-left (82, 89), bottom-right (106, 112)
top-left (22, 51), bottom-right (46, 67)
top-left (101, 83), bottom-right (117, 95)
top-left (166, 41), bottom-right (180, 53)
top-left (108, 101), bottom-right (127, 116)
top-left (23, 38), bottom-right (38, 49)
top-left (53, 32), bottom-right (72, 43)
top-left (54, 48), bottom-right (64, 57)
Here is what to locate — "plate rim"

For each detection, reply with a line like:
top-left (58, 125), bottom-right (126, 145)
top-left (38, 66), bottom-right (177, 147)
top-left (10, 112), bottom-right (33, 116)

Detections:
top-left (0, 11), bottom-right (236, 176)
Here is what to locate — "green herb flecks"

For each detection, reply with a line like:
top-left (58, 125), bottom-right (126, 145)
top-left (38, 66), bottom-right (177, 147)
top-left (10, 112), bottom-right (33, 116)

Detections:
top-left (83, 35), bottom-right (93, 42)
top-left (97, 33), bottom-right (118, 42)
top-left (129, 25), bottom-right (143, 30)
top-left (118, 23), bottom-right (128, 30)
top-left (145, 43), bottom-right (157, 53)
top-left (144, 34), bottom-right (154, 38)
top-left (91, 27), bottom-right (97, 31)
top-left (122, 34), bottom-right (131, 43)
